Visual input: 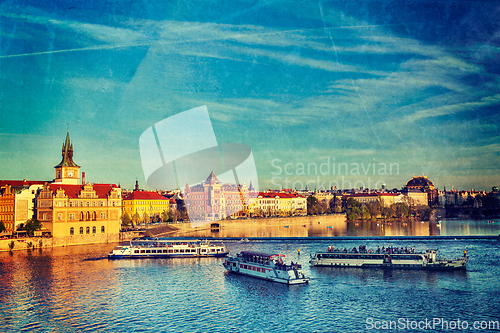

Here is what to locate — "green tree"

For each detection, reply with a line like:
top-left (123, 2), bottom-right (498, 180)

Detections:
top-left (121, 212), bottom-right (132, 227)
top-left (132, 212), bottom-right (141, 224)
top-left (329, 196), bottom-right (342, 213)
top-left (392, 203), bottom-right (409, 219)
top-left (366, 201), bottom-right (381, 220)
top-left (307, 195), bottom-right (319, 215)
top-left (25, 218), bottom-right (43, 237)
top-left (0, 221), bottom-right (6, 233)
top-left (345, 198), bottom-right (362, 221)
top-left (161, 210), bottom-right (169, 222)
top-left (346, 206), bottom-right (362, 221)
top-left (416, 205), bottom-right (432, 221)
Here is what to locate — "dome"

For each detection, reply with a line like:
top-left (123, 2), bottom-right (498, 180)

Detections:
top-left (405, 176), bottom-right (434, 190)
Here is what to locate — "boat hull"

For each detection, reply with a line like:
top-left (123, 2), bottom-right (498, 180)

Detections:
top-left (310, 250), bottom-right (467, 270)
top-left (109, 252), bottom-right (229, 259)
top-left (223, 255), bottom-right (309, 285)
top-left (309, 260), bottom-right (467, 270)
top-left (108, 239), bottom-right (229, 259)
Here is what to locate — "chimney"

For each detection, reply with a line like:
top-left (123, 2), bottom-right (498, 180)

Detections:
top-left (82, 172), bottom-right (85, 185)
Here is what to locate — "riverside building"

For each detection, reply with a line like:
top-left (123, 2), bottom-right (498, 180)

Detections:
top-left (36, 132), bottom-right (122, 245)
top-left (0, 181), bottom-right (46, 236)
top-left (249, 192), bottom-right (307, 217)
top-left (122, 190), bottom-right (171, 223)
top-left (183, 172), bottom-right (257, 222)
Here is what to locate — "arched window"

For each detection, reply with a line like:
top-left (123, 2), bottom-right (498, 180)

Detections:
top-left (92, 211), bottom-right (97, 221)
top-left (86, 212), bottom-right (90, 221)
top-left (92, 226), bottom-right (96, 234)
top-left (70, 227), bottom-right (74, 235)
top-left (86, 226), bottom-right (90, 234)
top-left (79, 227), bottom-right (84, 235)
top-left (79, 212), bottom-right (84, 221)
top-left (101, 226), bottom-right (105, 233)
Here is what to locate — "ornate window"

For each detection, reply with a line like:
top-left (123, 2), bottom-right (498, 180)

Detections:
top-left (92, 226), bottom-right (96, 234)
top-left (101, 226), bottom-right (105, 233)
top-left (70, 227), bottom-right (74, 235)
top-left (79, 227), bottom-right (83, 235)
top-left (86, 226), bottom-right (90, 234)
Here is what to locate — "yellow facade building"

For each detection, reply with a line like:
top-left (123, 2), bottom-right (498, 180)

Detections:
top-left (36, 132), bottom-right (122, 245)
top-left (122, 191), bottom-right (171, 223)
top-left (0, 185), bottom-right (15, 234)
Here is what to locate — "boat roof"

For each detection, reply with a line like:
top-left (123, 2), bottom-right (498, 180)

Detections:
top-left (132, 238), bottom-right (202, 242)
top-left (240, 251), bottom-right (285, 259)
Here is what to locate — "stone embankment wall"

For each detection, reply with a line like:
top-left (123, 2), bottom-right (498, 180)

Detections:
top-left (0, 237), bottom-right (53, 252)
top-left (0, 233), bottom-right (121, 252)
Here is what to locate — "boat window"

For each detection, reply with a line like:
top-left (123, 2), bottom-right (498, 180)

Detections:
top-left (146, 250), bottom-right (151, 253)
top-left (134, 250), bottom-right (139, 253)
top-left (174, 250), bottom-right (179, 253)
top-left (140, 250), bottom-right (145, 253)
top-left (152, 250), bottom-right (156, 253)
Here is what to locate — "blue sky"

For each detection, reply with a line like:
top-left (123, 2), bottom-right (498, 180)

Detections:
top-left (0, 0), bottom-right (499, 191)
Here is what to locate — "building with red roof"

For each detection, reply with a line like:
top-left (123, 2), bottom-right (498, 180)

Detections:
top-left (35, 131), bottom-right (122, 244)
top-left (122, 189), bottom-right (171, 223)
top-left (250, 191), bottom-right (307, 217)
top-left (183, 172), bottom-right (257, 222)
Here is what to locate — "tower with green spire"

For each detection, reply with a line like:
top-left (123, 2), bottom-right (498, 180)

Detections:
top-left (54, 131), bottom-right (80, 185)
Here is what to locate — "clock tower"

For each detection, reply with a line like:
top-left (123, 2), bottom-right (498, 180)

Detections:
top-left (54, 131), bottom-right (80, 185)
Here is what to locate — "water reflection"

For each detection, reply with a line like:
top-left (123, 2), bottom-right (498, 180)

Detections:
top-left (0, 238), bottom-right (497, 333)
top-left (165, 215), bottom-right (500, 238)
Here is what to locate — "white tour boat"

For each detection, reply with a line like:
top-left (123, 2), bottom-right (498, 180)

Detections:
top-left (310, 245), bottom-right (468, 270)
top-left (108, 238), bottom-right (229, 259)
top-left (223, 251), bottom-right (310, 285)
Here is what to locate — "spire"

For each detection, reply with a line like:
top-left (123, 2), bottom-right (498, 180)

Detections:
top-left (204, 171), bottom-right (220, 184)
top-left (55, 131), bottom-right (79, 167)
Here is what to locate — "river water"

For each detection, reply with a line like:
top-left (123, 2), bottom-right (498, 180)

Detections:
top-left (166, 216), bottom-right (500, 238)
top-left (1, 231), bottom-right (500, 332)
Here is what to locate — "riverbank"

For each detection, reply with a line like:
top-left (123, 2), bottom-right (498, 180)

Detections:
top-left (0, 237), bottom-right (53, 252)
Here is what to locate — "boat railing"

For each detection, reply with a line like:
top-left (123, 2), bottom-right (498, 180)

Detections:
top-left (436, 256), bottom-right (467, 262)
top-left (326, 247), bottom-right (424, 255)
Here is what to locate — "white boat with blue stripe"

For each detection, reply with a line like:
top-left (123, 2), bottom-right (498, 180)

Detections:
top-left (108, 238), bottom-right (229, 259)
top-left (223, 251), bottom-right (309, 284)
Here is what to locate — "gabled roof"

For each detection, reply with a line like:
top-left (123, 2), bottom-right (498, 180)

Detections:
top-left (123, 191), bottom-right (168, 201)
top-left (48, 183), bottom-right (117, 199)
top-left (0, 180), bottom-right (47, 187)
top-left (204, 171), bottom-right (221, 184)
top-left (346, 193), bottom-right (402, 198)
top-left (258, 192), bottom-right (304, 198)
